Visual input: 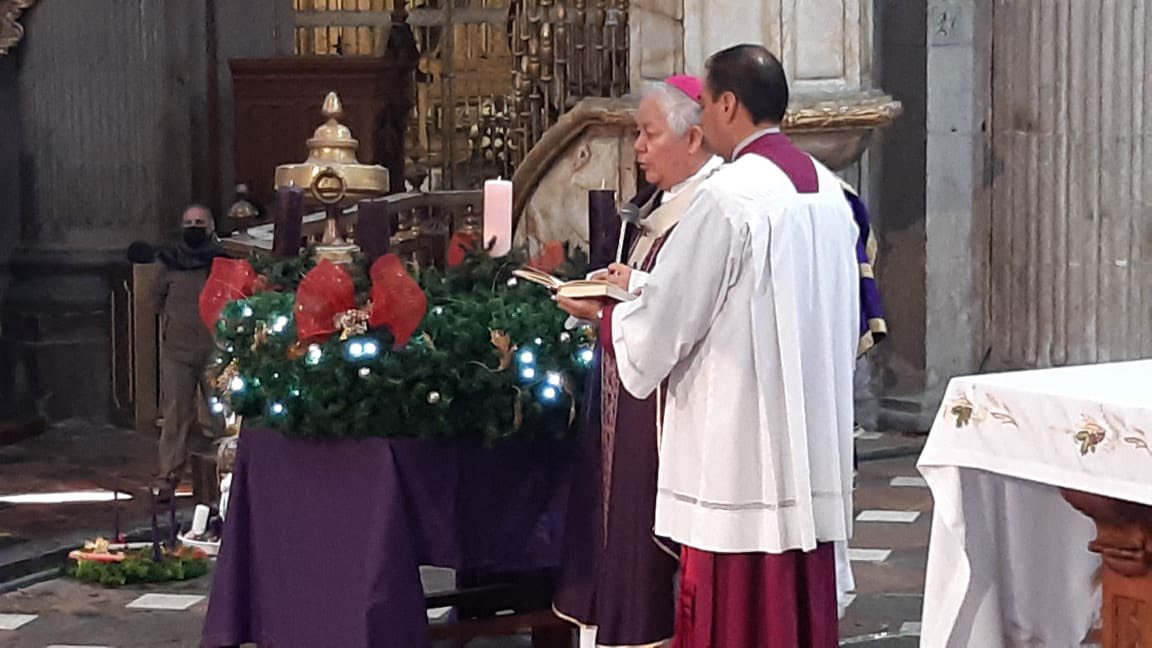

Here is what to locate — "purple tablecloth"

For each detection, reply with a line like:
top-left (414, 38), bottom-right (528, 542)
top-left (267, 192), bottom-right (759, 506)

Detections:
top-left (201, 428), bottom-right (573, 648)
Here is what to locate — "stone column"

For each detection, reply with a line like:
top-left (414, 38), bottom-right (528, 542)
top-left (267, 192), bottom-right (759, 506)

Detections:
top-left (0, 54), bottom-right (20, 419)
top-left (0, 0), bottom-right (291, 423)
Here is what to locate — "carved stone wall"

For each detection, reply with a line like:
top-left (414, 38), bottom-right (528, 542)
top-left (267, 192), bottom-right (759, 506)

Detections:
top-left (628, 0), bottom-right (682, 88)
top-left (631, 0), bottom-right (871, 94)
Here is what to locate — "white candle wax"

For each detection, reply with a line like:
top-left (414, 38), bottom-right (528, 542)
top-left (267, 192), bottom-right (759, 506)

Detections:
top-left (483, 179), bottom-right (513, 257)
top-left (191, 504), bottom-right (211, 535)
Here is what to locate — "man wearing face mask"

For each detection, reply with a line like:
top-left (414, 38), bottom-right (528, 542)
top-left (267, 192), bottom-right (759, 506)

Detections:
top-left (148, 205), bottom-right (228, 500)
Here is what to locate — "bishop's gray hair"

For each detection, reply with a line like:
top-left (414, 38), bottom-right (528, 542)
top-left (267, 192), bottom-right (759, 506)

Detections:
top-left (641, 81), bottom-right (703, 137)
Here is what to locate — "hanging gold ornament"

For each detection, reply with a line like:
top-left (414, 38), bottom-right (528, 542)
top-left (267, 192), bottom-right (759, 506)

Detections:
top-left (214, 360), bottom-right (241, 395)
top-left (334, 309), bottom-right (370, 340)
top-left (490, 329), bottom-right (514, 371)
top-left (251, 321), bottom-right (270, 352)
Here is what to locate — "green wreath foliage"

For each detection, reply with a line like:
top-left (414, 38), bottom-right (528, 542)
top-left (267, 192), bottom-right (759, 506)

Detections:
top-left (66, 550), bottom-right (210, 587)
top-left (211, 247), bottom-right (595, 444)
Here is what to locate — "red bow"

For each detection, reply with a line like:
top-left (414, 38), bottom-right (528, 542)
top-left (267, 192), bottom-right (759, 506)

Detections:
top-left (199, 258), bottom-right (259, 330)
top-left (293, 260), bottom-right (359, 344)
top-left (293, 255), bottom-right (428, 348)
top-left (529, 240), bottom-right (566, 274)
top-left (369, 255), bottom-right (428, 348)
top-left (446, 231), bottom-right (478, 268)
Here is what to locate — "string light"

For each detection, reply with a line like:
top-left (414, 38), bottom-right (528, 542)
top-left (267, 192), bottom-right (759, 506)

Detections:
top-left (539, 385), bottom-right (559, 402)
top-left (359, 367), bottom-right (371, 377)
top-left (546, 372), bottom-right (563, 387)
top-left (269, 402), bottom-right (285, 415)
top-left (345, 337), bottom-right (380, 361)
top-left (272, 315), bottom-right (290, 333)
top-left (240, 304), bottom-right (254, 318)
top-left (577, 348), bottom-right (595, 365)
top-left (432, 306), bottom-right (444, 316)
top-left (506, 277), bottom-right (519, 287)
top-left (521, 367), bottom-right (537, 380)
top-left (306, 344), bottom-right (323, 365)
top-left (229, 376), bottom-right (246, 392)
top-left (518, 349), bottom-right (535, 365)
top-left (209, 397), bottom-right (225, 414)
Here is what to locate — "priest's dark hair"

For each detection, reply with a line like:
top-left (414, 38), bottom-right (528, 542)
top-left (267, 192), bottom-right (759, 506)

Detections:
top-left (704, 44), bottom-right (789, 124)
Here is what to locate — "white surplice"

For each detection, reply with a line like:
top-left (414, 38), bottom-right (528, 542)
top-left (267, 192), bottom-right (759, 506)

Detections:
top-left (608, 151), bottom-right (860, 554)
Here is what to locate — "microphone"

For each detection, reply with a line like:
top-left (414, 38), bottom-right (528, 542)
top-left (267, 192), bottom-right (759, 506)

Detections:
top-left (618, 202), bottom-right (641, 226)
top-left (619, 183), bottom-right (659, 226)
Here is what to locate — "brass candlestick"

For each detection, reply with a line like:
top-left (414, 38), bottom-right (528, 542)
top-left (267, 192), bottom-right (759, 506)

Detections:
top-left (273, 92), bottom-right (390, 264)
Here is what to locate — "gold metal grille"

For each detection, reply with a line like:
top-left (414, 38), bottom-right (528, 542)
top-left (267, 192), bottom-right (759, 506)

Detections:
top-left (291, 0), bottom-right (629, 189)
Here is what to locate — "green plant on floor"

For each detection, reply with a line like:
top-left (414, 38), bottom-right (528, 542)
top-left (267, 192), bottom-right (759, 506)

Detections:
top-left (65, 548), bottom-right (210, 587)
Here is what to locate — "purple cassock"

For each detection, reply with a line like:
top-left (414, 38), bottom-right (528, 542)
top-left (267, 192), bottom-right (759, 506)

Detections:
top-left (554, 132), bottom-right (887, 647)
top-left (844, 187), bottom-right (887, 356)
top-left (553, 195), bottom-right (680, 647)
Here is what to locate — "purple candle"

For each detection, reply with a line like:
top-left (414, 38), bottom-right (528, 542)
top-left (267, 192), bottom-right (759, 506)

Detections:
top-left (356, 198), bottom-right (393, 263)
top-left (273, 187), bottom-right (306, 258)
top-left (587, 189), bottom-right (620, 270)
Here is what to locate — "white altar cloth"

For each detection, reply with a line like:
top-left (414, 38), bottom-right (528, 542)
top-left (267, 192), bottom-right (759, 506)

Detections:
top-left (918, 360), bottom-right (1152, 647)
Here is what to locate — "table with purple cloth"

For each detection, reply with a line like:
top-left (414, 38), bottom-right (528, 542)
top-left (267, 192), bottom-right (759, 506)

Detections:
top-left (201, 428), bottom-right (574, 648)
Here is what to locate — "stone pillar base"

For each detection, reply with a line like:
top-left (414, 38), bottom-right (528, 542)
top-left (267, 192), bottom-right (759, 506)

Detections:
top-left (1, 249), bottom-right (131, 423)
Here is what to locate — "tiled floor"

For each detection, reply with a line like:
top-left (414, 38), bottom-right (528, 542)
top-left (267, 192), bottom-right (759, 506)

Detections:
top-left (0, 439), bottom-right (930, 647)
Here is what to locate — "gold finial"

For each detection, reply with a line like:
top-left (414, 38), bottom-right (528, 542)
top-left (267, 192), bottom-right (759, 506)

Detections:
top-left (322, 91), bottom-right (344, 121)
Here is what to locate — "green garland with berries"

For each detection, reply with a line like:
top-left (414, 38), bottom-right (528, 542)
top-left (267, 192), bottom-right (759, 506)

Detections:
top-left (209, 246), bottom-right (595, 444)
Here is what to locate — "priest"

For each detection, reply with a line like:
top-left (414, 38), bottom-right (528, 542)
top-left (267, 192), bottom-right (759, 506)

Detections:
top-left (557, 45), bottom-right (859, 647)
top-left (553, 75), bottom-right (722, 648)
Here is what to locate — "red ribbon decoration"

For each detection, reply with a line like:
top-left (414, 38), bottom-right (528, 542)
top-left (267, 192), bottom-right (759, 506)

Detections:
top-left (293, 260), bottom-right (358, 344)
top-left (292, 255), bottom-right (428, 348)
top-left (446, 231), bottom-right (478, 268)
top-left (528, 240), bottom-right (567, 274)
top-left (199, 258), bottom-right (259, 330)
top-left (368, 254), bottom-right (428, 349)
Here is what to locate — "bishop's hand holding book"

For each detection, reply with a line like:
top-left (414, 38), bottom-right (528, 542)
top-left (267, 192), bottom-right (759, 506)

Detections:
top-left (513, 265), bottom-right (636, 303)
top-left (526, 263), bottom-right (635, 323)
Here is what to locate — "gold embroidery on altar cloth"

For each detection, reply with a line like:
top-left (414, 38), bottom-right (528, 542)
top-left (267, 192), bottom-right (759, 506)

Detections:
top-left (944, 388), bottom-right (1152, 458)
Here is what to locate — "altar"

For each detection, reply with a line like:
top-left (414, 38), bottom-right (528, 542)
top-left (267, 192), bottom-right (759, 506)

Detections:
top-left (202, 428), bottom-right (576, 647)
top-left (919, 360), bottom-right (1152, 647)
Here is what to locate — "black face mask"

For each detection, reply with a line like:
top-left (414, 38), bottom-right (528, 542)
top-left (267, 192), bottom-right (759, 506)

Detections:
top-left (182, 226), bottom-right (209, 247)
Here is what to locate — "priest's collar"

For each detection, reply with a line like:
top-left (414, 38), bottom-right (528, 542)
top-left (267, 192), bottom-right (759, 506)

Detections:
top-left (638, 156), bottom-right (722, 239)
top-left (661, 155), bottom-right (724, 205)
top-left (733, 127), bottom-right (783, 158)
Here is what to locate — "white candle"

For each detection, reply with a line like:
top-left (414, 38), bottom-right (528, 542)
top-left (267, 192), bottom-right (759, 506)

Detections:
top-left (191, 504), bottom-right (210, 535)
top-left (483, 178), bottom-right (513, 257)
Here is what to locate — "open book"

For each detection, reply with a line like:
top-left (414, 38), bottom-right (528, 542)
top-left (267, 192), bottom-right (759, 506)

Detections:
top-left (512, 267), bottom-right (637, 302)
